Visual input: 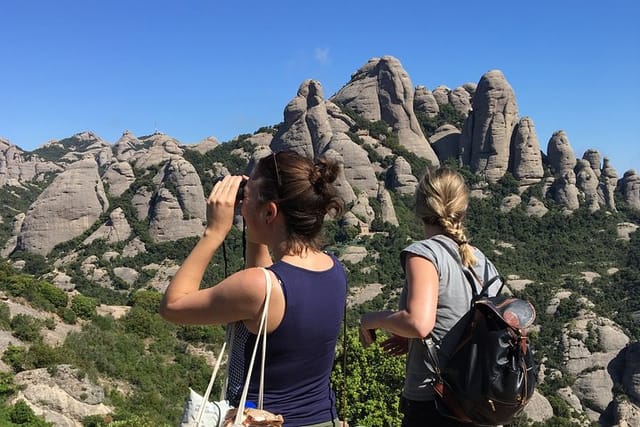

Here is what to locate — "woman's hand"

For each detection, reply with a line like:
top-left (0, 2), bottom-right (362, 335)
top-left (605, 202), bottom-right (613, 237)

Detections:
top-left (205, 175), bottom-right (245, 238)
top-left (381, 334), bottom-right (409, 356)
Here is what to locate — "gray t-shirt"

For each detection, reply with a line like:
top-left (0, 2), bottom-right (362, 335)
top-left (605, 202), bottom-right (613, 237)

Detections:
top-left (399, 234), bottom-right (501, 401)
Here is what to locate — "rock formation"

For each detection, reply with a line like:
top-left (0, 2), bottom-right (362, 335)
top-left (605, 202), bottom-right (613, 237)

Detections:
top-left (413, 85), bottom-right (439, 117)
top-left (10, 364), bottom-right (112, 425)
top-left (619, 170), bottom-right (640, 210)
top-left (331, 56), bottom-right (439, 165)
top-left (582, 149), bottom-right (602, 178)
top-left (547, 131), bottom-right (577, 175)
top-left (509, 117), bottom-right (543, 187)
top-left (272, 79), bottom-right (379, 197)
top-left (431, 85), bottom-right (450, 105)
top-left (459, 70), bottom-right (519, 183)
top-left (430, 124), bottom-right (461, 162)
top-left (448, 85), bottom-right (473, 117)
top-left (377, 185), bottom-right (399, 226)
top-left (17, 158), bottom-right (108, 256)
top-left (148, 158), bottom-right (206, 242)
top-left (102, 160), bottom-right (136, 198)
top-left (388, 156), bottom-right (418, 195)
top-left (0, 138), bottom-right (62, 188)
top-left (599, 157), bottom-right (618, 211)
top-left (83, 207), bottom-right (132, 246)
top-left (133, 132), bottom-right (184, 170)
top-left (575, 159), bottom-right (600, 212)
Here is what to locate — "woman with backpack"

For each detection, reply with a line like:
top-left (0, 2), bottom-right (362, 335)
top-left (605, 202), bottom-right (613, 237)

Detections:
top-left (359, 167), bottom-right (503, 426)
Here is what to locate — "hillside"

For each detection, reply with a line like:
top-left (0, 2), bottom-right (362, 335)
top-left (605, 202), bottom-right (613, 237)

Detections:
top-left (0, 55), bottom-right (638, 426)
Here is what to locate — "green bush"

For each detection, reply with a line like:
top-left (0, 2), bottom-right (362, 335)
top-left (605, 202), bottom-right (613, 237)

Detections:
top-left (0, 303), bottom-right (11, 330)
top-left (71, 295), bottom-right (98, 319)
top-left (10, 314), bottom-right (43, 342)
top-left (2, 346), bottom-right (26, 372)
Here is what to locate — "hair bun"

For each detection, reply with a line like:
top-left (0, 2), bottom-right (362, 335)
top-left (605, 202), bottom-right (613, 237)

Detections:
top-left (314, 156), bottom-right (340, 185)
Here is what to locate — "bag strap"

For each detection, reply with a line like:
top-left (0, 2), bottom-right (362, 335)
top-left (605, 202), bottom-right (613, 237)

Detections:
top-left (195, 340), bottom-right (228, 424)
top-left (430, 236), bottom-right (503, 303)
top-left (233, 267), bottom-right (273, 425)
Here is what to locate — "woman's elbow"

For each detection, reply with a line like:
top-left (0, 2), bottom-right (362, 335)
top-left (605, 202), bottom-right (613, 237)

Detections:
top-left (408, 318), bottom-right (435, 338)
top-left (159, 300), bottom-right (178, 323)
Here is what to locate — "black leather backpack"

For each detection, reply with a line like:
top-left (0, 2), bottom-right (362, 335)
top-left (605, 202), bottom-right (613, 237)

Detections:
top-left (424, 241), bottom-right (537, 426)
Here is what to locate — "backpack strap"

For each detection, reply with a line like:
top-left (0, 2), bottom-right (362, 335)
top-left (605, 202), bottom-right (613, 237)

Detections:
top-left (430, 235), bottom-right (503, 305)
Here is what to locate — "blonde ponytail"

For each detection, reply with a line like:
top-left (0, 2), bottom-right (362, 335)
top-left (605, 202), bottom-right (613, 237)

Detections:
top-left (415, 168), bottom-right (478, 268)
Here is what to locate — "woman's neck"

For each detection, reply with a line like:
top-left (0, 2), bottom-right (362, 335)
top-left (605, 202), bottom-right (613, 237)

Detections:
top-left (423, 223), bottom-right (445, 239)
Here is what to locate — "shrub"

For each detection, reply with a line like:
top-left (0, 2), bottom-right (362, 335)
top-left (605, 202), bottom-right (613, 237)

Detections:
top-left (10, 314), bottom-right (43, 342)
top-left (71, 295), bottom-right (98, 319)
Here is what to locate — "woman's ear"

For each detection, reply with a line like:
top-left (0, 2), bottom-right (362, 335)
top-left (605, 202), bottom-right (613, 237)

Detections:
top-left (264, 201), bottom-right (279, 224)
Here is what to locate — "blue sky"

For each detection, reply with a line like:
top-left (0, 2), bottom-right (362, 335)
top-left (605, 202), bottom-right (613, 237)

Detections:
top-left (2, 0), bottom-right (639, 174)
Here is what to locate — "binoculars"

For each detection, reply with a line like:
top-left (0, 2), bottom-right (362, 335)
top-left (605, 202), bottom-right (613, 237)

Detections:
top-left (212, 176), bottom-right (246, 204)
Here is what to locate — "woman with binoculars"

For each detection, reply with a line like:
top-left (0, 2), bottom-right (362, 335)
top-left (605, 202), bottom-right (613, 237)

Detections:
top-left (161, 150), bottom-right (348, 427)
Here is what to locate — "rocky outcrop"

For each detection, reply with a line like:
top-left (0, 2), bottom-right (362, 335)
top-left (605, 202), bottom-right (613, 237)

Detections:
top-left (272, 79), bottom-right (379, 197)
top-left (10, 365), bottom-right (112, 426)
top-left (0, 138), bottom-right (62, 188)
top-left (449, 85), bottom-right (473, 117)
top-left (413, 86), bottom-right (439, 117)
top-left (575, 159), bottom-right (600, 212)
top-left (599, 157), bottom-right (618, 211)
top-left (547, 131), bottom-right (577, 175)
top-left (56, 132), bottom-right (113, 167)
top-left (619, 170), bottom-right (640, 210)
top-left (432, 86), bottom-right (450, 105)
top-left (114, 130), bottom-right (143, 161)
top-left (561, 309), bottom-right (632, 422)
top-left (388, 157), bottom-right (418, 195)
top-left (351, 192), bottom-right (375, 225)
top-left (102, 161), bottom-right (135, 198)
top-left (522, 390), bottom-right (554, 423)
top-left (509, 117), bottom-right (543, 187)
top-left (17, 158), bottom-right (108, 256)
top-left (148, 158), bottom-right (206, 242)
top-left (187, 136), bottom-right (220, 154)
top-left (132, 132), bottom-right (184, 170)
top-left (526, 197), bottom-right (549, 217)
top-left (331, 56), bottom-right (439, 165)
top-left (612, 399), bottom-right (640, 427)
top-left (83, 208), bottom-right (132, 246)
top-left (322, 149), bottom-right (357, 205)
top-left (552, 170), bottom-right (580, 211)
top-left (377, 185), bottom-right (399, 227)
top-left (459, 70), bottom-right (519, 183)
top-left (583, 149), bottom-right (602, 178)
top-left (430, 124), bottom-right (461, 162)
top-left (1, 212), bottom-right (25, 258)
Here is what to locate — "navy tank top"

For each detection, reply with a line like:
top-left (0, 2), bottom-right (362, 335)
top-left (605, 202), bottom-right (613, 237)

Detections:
top-left (226, 253), bottom-right (347, 427)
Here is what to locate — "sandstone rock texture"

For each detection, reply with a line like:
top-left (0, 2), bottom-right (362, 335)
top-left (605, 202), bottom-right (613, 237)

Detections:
top-left (148, 158), bottom-right (206, 242)
top-left (388, 156), bottom-right (418, 195)
top-left (10, 365), bottom-right (112, 426)
top-left (331, 56), bottom-right (439, 165)
top-left (17, 158), bottom-right (108, 256)
top-left (509, 117), bottom-right (543, 187)
top-left (0, 138), bottom-right (62, 187)
top-left (83, 207), bottom-right (132, 246)
top-left (413, 85), bottom-right (439, 117)
top-left (547, 130), bottom-right (577, 175)
top-left (620, 170), bottom-right (640, 210)
top-left (430, 124), bottom-right (461, 162)
top-left (459, 70), bottom-right (519, 183)
top-left (272, 79), bottom-right (379, 197)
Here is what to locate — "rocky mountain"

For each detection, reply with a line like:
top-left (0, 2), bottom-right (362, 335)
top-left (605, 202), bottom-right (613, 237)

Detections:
top-left (0, 55), bottom-right (639, 426)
